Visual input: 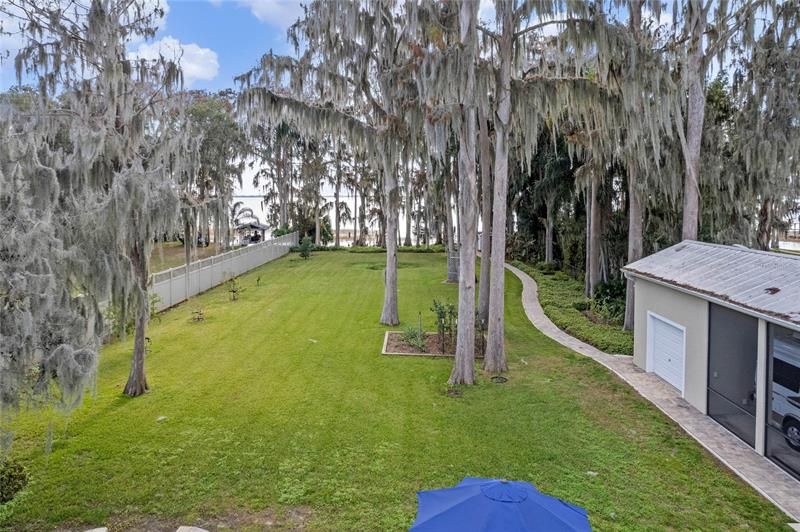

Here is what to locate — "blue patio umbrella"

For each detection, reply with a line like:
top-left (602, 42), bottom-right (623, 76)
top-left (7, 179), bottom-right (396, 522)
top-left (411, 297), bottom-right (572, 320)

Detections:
top-left (410, 477), bottom-right (591, 532)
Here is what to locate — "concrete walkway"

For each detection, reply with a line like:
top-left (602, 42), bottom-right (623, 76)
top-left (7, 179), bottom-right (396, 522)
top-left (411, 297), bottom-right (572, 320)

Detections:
top-left (505, 262), bottom-right (800, 523)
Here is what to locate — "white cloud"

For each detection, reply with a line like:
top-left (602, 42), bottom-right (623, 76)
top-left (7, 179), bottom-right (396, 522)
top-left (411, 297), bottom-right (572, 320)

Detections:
top-left (213, 0), bottom-right (303, 30)
top-left (130, 36), bottom-right (219, 87)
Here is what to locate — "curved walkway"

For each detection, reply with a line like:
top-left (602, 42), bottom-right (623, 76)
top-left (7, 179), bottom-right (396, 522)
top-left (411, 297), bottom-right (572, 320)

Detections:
top-left (505, 262), bottom-right (800, 524)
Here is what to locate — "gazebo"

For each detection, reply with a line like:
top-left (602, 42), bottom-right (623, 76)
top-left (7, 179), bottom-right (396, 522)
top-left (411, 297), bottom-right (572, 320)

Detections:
top-left (235, 221), bottom-right (268, 245)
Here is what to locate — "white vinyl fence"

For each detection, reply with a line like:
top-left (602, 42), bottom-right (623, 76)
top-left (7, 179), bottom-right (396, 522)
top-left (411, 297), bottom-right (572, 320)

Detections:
top-left (151, 232), bottom-right (298, 312)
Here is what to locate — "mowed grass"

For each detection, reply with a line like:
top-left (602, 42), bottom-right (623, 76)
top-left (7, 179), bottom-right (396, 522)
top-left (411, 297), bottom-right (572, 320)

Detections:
top-left (3, 252), bottom-right (790, 530)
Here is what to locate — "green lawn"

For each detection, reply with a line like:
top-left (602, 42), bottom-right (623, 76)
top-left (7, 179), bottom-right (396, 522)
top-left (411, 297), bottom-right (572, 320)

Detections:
top-left (151, 241), bottom-right (222, 273)
top-left (513, 261), bottom-right (634, 355)
top-left (2, 252), bottom-right (790, 530)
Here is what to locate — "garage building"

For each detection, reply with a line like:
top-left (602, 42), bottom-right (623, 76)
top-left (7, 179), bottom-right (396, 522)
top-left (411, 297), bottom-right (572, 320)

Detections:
top-left (623, 241), bottom-right (800, 481)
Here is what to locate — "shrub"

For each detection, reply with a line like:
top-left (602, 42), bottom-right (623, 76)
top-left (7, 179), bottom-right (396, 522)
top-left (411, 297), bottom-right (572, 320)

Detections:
top-left (191, 307), bottom-right (205, 322)
top-left (348, 246), bottom-right (385, 253)
top-left (401, 314), bottom-right (426, 351)
top-left (299, 236), bottom-right (313, 259)
top-left (534, 261), bottom-right (558, 274)
top-left (572, 300), bottom-right (590, 312)
top-left (227, 277), bottom-right (244, 301)
top-left (348, 245), bottom-right (447, 254)
top-left (591, 280), bottom-right (626, 323)
top-left (430, 299), bottom-right (457, 353)
top-left (552, 271), bottom-right (570, 281)
top-left (0, 459), bottom-right (28, 504)
top-left (272, 225), bottom-right (293, 237)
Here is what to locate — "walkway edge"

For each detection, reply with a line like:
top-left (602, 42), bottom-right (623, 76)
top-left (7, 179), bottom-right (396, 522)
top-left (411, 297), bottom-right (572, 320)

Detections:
top-left (505, 262), bottom-right (800, 523)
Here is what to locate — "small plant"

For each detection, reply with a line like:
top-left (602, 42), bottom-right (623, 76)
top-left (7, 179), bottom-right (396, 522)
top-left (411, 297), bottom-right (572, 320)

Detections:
top-left (299, 236), bottom-right (313, 259)
top-left (0, 459), bottom-right (28, 504)
top-left (191, 307), bottom-right (205, 322)
top-left (401, 313), bottom-right (426, 352)
top-left (430, 299), bottom-right (457, 353)
top-left (228, 276), bottom-right (245, 301)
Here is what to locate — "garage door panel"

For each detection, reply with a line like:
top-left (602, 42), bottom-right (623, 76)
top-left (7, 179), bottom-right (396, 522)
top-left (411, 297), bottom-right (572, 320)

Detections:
top-left (649, 315), bottom-right (685, 392)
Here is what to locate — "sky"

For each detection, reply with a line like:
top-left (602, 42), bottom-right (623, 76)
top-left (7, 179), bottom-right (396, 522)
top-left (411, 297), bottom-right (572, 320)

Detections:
top-left (130, 0), bottom-right (302, 90)
top-left (0, 0), bottom-right (302, 89)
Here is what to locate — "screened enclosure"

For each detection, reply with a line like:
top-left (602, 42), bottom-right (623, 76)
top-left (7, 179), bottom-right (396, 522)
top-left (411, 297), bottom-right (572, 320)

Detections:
top-left (767, 325), bottom-right (800, 480)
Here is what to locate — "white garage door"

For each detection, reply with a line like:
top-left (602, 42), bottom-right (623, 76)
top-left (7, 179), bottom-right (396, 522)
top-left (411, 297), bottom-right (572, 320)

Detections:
top-left (648, 314), bottom-right (685, 393)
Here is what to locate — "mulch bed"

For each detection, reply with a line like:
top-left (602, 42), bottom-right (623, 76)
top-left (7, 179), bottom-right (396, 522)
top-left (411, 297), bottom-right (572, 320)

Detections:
top-left (383, 332), bottom-right (484, 358)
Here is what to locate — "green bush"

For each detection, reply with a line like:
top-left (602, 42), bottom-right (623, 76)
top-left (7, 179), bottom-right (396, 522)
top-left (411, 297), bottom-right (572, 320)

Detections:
top-left (348, 245), bottom-right (447, 254)
top-left (272, 225), bottom-right (294, 237)
top-left (290, 244), bottom-right (343, 252)
top-left (572, 300), bottom-right (590, 312)
top-left (513, 261), bottom-right (633, 355)
top-left (0, 459), bottom-right (28, 504)
top-left (552, 271), bottom-right (570, 281)
top-left (534, 261), bottom-right (558, 274)
top-left (348, 246), bottom-right (385, 254)
top-left (591, 280), bottom-right (627, 323)
top-left (298, 236), bottom-right (313, 259)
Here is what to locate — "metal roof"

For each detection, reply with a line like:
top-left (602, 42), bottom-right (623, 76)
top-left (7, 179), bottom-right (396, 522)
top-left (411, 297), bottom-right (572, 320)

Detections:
top-left (235, 221), bottom-right (268, 231)
top-left (622, 241), bottom-right (800, 328)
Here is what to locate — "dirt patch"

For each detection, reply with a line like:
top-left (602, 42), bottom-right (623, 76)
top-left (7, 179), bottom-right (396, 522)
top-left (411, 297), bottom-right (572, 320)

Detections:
top-left (383, 332), bottom-right (485, 358)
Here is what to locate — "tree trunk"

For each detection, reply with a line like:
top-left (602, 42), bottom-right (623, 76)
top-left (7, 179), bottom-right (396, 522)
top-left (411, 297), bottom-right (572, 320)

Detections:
top-left (589, 168), bottom-right (602, 296)
top-left (334, 160), bottom-right (341, 247)
top-left (124, 240), bottom-right (150, 397)
top-left (414, 196), bottom-right (422, 247)
top-left (380, 154), bottom-right (400, 325)
top-left (545, 198), bottom-right (555, 263)
top-left (681, 1), bottom-right (705, 241)
top-left (315, 201), bottom-right (321, 246)
top-left (449, 0), bottom-right (479, 386)
top-left (484, 0), bottom-right (512, 374)
top-left (404, 168), bottom-right (413, 247)
top-left (624, 164), bottom-right (643, 330)
top-left (183, 213), bottom-right (192, 299)
top-left (623, 0), bottom-right (645, 331)
top-left (477, 101), bottom-right (493, 323)
top-left (360, 190), bottom-right (367, 245)
top-left (445, 165), bottom-right (456, 254)
top-left (756, 197), bottom-right (773, 251)
top-left (277, 142), bottom-right (288, 227)
top-left (584, 189), bottom-right (591, 297)
top-left (354, 187), bottom-right (359, 246)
